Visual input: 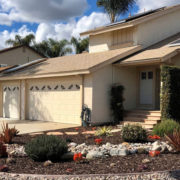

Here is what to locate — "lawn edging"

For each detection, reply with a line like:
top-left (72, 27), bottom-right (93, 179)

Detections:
top-left (0, 170), bottom-right (180, 180)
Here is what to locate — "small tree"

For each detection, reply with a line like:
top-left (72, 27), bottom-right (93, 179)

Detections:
top-left (110, 84), bottom-right (124, 124)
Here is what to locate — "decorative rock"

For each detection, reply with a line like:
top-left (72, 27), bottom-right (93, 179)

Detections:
top-left (86, 151), bottom-right (104, 159)
top-left (110, 148), bottom-right (128, 157)
top-left (142, 159), bottom-right (151, 164)
top-left (61, 152), bottom-right (74, 161)
top-left (152, 141), bottom-right (161, 151)
top-left (43, 160), bottom-right (53, 167)
top-left (69, 142), bottom-right (77, 147)
top-left (81, 149), bottom-right (88, 156)
top-left (118, 149), bottom-right (128, 156)
top-left (6, 158), bottom-right (16, 164)
top-left (110, 163), bottom-right (116, 167)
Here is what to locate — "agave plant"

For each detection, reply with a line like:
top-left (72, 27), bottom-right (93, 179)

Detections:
top-left (165, 130), bottom-right (180, 152)
top-left (95, 126), bottom-right (112, 137)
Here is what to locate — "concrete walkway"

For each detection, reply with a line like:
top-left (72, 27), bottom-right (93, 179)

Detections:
top-left (0, 120), bottom-right (78, 134)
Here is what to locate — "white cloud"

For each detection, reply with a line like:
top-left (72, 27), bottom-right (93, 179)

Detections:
top-left (0, 0), bottom-right (88, 25)
top-left (136, 0), bottom-right (180, 12)
top-left (0, 12), bottom-right (108, 49)
top-left (0, 25), bottom-right (34, 49)
top-left (35, 12), bottom-right (109, 42)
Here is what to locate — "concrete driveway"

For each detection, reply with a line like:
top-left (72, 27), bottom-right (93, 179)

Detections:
top-left (0, 120), bottom-right (79, 134)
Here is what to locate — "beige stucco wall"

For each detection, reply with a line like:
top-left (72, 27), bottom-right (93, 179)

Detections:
top-left (91, 65), bottom-right (113, 124)
top-left (84, 74), bottom-right (93, 110)
top-left (113, 66), bottom-right (137, 110)
top-left (134, 10), bottom-right (180, 48)
top-left (90, 65), bottom-right (137, 124)
top-left (89, 32), bottom-right (112, 53)
top-left (0, 47), bottom-right (43, 65)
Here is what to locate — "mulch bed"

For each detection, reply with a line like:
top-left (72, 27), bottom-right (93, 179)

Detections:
top-left (1, 126), bottom-right (179, 175)
top-left (1, 154), bottom-right (180, 175)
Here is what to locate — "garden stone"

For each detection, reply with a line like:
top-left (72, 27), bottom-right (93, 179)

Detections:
top-left (110, 163), bottom-right (116, 167)
top-left (110, 148), bottom-right (119, 156)
top-left (61, 152), bottom-right (74, 161)
top-left (118, 149), bottom-right (128, 156)
top-left (86, 151), bottom-right (104, 159)
top-left (152, 141), bottom-right (161, 151)
top-left (69, 142), bottom-right (77, 147)
top-left (129, 149), bottom-right (137, 154)
top-left (81, 149), bottom-right (88, 156)
top-left (43, 160), bottom-right (53, 167)
top-left (142, 159), bottom-right (151, 164)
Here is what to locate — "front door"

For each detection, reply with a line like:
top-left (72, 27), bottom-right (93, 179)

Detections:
top-left (140, 70), bottom-right (154, 105)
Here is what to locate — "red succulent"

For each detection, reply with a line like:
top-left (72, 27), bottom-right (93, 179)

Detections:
top-left (95, 138), bottom-right (103, 145)
top-left (148, 135), bottom-right (160, 140)
top-left (73, 153), bottom-right (83, 162)
top-left (149, 150), bottom-right (160, 157)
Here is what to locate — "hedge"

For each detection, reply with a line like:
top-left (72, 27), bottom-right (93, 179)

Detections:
top-left (110, 84), bottom-right (124, 124)
top-left (161, 65), bottom-right (180, 122)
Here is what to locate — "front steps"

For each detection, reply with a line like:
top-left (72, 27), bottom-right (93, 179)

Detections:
top-left (123, 110), bottom-right (161, 130)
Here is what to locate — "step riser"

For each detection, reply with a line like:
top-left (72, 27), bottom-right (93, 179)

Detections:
top-left (124, 115), bottom-right (161, 120)
top-left (125, 112), bottom-right (161, 116)
top-left (123, 110), bottom-right (161, 130)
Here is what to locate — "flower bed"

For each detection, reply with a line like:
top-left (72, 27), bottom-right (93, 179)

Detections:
top-left (0, 125), bottom-right (180, 175)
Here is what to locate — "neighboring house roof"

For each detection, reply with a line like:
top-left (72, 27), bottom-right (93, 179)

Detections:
top-left (81, 4), bottom-right (180, 36)
top-left (117, 33), bottom-right (180, 66)
top-left (0, 66), bottom-right (17, 72)
top-left (0, 45), bottom-right (141, 80)
top-left (0, 45), bottom-right (45, 58)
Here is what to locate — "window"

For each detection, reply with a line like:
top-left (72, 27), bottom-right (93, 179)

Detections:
top-left (141, 72), bottom-right (146, 80)
top-left (148, 72), bottom-right (153, 79)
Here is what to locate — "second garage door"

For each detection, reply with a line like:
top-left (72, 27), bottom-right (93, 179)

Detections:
top-left (27, 77), bottom-right (82, 125)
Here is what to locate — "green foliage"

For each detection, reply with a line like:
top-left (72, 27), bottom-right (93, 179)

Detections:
top-left (34, 38), bottom-right (72, 57)
top-left (161, 65), bottom-right (180, 122)
top-left (122, 124), bottom-right (147, 143)
top-left (71, 37), bottom-right (89, 54)
top-left (6, 34), bottom-right (35, 47)
top-left (153, 119), bottom-right (180, 137)
top-left (97, 0), bottom-right (135, 23)
top-left (25, 135), bottom-right (68, 162)
top-left (110, 84), bottom-right (124, 124)
top-left (95, 126), bottom-right (112, 136)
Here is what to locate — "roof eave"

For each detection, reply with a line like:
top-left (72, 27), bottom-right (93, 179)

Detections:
top-left (0, 70), bottom-right (90, 81)
top-left (80, 5), bottom-right (180, 36)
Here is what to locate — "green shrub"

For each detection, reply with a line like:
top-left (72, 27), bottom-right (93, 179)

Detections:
top-left (110, 84), bottom-right (124, 124)
top-left (122, 124), bottom-right (147, 143)
top-left (161, 65), bottom-right (180, 122)
top-left (153, 119), bottom-right (180, 137)
top-left (25, 135), bottom-right (68, 162)
top-left (95, 126), bottom-right (112, 136)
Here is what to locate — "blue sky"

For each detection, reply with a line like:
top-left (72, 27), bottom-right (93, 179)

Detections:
top-left (0, 0), bottom-right (179, 49)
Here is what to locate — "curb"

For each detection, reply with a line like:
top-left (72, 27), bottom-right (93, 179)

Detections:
top-left (0, 170), bottom-right (180, 180)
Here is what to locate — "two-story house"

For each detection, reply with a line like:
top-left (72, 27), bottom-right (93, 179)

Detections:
top-left (0, 5), bottom-right (180, 128)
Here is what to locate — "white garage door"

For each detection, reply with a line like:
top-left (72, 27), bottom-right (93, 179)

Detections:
top-left (3, 83), bottom-right (20, 119)
top-left (27, 78), bottom-right (81, 124)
